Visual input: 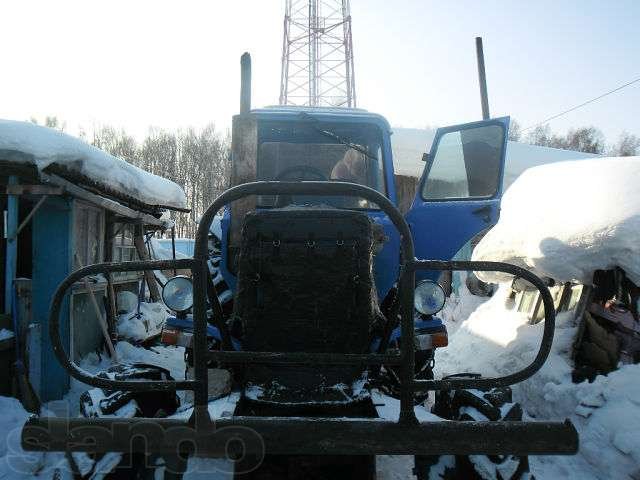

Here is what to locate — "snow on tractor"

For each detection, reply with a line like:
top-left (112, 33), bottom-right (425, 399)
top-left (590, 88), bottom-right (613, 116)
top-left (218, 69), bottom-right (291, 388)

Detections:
top-left (21, 54), bottom-right (578, 479)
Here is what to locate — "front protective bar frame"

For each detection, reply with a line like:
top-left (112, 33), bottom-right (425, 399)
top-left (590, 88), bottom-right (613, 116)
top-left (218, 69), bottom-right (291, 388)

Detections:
top-left (25, 181), bottom-right (577, 456)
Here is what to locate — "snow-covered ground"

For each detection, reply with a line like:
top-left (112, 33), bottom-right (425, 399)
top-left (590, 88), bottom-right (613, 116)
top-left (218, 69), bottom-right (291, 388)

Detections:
top-left (0, 119), bottom-right (187, 209)
top-left (435, 284), bottom-right (640, 480)
top-left (0, 341), bottom-right (188, 480)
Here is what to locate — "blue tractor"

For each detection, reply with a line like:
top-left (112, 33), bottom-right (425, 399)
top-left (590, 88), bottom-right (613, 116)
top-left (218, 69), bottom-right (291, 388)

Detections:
top-left (22, 54), bottom-right (577, 479)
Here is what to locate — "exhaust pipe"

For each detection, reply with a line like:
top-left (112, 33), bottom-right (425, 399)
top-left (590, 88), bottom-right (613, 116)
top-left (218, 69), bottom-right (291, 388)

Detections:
top-left (475, 37), bottom-right (490, 120)
top-left (240, 52), bottom-right (252, 115)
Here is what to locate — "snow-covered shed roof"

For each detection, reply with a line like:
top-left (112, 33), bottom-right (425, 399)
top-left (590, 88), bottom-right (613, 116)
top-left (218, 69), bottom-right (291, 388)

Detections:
top-left (0, 119), bottom-right (187, 211)
top-left (391, 127), bottom-right (599, 190)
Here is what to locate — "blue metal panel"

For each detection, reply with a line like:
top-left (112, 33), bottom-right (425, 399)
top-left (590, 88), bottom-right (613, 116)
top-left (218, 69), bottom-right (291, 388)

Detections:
top-left (31, 196), bottom-right (73, 401)
top-left (369, 210), bottom-right (400, 299)
top-left (4, 176), bottom-right (18, 315)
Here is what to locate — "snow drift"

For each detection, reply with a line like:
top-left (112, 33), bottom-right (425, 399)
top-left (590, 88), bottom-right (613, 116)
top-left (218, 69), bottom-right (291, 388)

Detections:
top-left (0, 119), bottom-right (187, 210)
top-left (436, 285), bottom-right (640, 480)
top-left (473, 156), bottom-right (640, 285)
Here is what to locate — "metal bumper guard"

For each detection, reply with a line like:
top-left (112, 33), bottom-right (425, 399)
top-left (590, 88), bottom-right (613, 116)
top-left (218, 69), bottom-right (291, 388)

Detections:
top-left (22, 182), bottom-right (578, 457)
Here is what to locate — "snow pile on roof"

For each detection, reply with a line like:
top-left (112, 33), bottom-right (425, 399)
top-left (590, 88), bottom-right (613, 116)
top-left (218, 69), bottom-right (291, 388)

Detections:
top-left (436, 285), bottom-right (640, 479)
top-left (473, 156), bottom-right (640, 285)
top-left (0, 119), bottom-right (187, 210)
top-left (391, 127), bottom-right (597, 190)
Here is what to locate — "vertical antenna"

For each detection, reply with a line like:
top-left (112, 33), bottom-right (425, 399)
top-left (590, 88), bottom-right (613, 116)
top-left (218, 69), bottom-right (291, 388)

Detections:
top-left (475, 37), bottom-right (490, 120)
top-left (280, 0), bottom-right (357, 107)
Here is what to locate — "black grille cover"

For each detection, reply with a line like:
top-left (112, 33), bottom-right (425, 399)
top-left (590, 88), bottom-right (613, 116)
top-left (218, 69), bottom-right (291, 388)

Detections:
top-left (233, 207), bottom-right (378, 399)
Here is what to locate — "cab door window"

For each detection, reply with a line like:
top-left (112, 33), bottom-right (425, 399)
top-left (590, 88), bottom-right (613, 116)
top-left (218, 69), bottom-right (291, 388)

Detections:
top-left (422, 124), bottom-right (504, 200)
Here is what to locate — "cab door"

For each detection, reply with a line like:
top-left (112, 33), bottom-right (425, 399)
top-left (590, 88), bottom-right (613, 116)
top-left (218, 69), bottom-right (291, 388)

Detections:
top-left (405, 117), bottom-right (509, 269)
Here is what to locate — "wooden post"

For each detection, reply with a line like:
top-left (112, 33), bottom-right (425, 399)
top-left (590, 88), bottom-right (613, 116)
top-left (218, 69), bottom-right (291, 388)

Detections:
top-left (74, 253), bottom-right (118, 362)
top-left (134, 225), bottom-right (161, 302)
top-left (103, 217), bottom-right (118, 340)
top-left (171, 227), bottom-right (177, 276)
top-left (105, 272), bottom-right (118, 341)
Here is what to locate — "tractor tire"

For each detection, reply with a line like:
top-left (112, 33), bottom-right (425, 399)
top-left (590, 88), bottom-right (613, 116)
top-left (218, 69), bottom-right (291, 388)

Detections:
top-left (417, 386), bottom-right (533, 480)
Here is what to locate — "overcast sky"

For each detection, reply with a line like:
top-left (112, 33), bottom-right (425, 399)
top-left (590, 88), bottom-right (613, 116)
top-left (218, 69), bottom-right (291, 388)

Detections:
top-left (1, 0), bottom-right (638, 144)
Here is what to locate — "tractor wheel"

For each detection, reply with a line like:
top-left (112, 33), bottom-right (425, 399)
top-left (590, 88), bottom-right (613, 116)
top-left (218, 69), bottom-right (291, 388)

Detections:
top-left (417, 386), bottom-right (533, 480)
top-left (376, 350), bottom-right (435, 405)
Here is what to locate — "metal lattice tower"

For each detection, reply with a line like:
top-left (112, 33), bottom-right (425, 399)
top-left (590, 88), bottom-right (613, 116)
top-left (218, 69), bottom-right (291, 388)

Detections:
top-left (279, 0), bottom-right (356, 108)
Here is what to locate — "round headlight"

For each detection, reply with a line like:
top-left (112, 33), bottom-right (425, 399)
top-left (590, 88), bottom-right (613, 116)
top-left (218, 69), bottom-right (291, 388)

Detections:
top-left (414, 280), bottom-right (446, 315)
top-left (162, 276), bottom-right (193, 312)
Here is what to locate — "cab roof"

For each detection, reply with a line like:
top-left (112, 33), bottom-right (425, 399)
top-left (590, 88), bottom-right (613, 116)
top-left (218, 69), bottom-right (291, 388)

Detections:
top-left (251, 105), bottom-right (392, 132)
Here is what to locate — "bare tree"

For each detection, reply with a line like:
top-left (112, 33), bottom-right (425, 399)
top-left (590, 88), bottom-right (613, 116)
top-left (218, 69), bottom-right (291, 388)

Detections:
top-left (29, 115), bottom-right (66, 131)
top-left (610, 131), bottom-right (640, 157)
top-left (525, 124), bottom-right (605, 154)
top-left (90, 123), bottom-right (230, 237)
top-left (92, 126), bottom-right (138, 162)
top-left (561, 127), bottom-right (605, 154)
top-left (525, 125), bottom-right (556, 147)
top-left (507, 119), bottom-right (521, 141)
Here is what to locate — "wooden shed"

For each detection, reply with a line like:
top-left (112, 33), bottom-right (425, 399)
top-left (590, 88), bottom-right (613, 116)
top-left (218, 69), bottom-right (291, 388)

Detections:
top-left (0, 120), bottom-right (187, 402)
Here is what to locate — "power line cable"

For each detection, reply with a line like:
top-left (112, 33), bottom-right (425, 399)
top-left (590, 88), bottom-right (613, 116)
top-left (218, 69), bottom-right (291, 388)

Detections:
top-left (522, 75), bottom-right (640, 131)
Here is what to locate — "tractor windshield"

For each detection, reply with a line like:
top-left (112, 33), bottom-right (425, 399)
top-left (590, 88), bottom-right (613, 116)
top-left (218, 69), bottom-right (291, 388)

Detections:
top-left (256, 120), bottom-right (386, 209)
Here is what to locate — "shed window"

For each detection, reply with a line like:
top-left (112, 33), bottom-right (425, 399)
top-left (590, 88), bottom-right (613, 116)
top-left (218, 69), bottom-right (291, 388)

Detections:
top-left (113, 223), bottom-right (137, 262)
top-left (112, 223), bottom-right (140, 281)
top-left (74, 202), bottom-right (104, 268)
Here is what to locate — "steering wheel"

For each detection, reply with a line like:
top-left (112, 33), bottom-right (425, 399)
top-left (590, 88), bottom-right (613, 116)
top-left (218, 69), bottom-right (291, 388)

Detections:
top-left (273, 165), bottom-right (328, 207)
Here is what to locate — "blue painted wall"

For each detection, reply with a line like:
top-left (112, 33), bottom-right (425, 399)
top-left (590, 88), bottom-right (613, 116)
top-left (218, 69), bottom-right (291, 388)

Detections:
top-left (4, 177), bottom-right (19, 315)
top-left (31, 196), bottom-right (73, 401)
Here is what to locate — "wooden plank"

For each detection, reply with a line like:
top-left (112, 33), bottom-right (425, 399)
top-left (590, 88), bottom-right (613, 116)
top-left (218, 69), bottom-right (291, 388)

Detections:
top-left (570, 285), bottom-right (593, 361)
top-left (39, 172), bottom-right (170, 229)
top-left (3, 185), bottom-right (64, 195)
top-left (8, 195), bottom-right (48, 241)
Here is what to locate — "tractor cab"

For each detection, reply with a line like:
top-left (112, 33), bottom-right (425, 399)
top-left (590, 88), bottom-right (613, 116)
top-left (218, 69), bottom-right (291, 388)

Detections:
top-left (220, 105), bottom-right (510, 302)
top-left (220, 105), bottom-right (401, 300)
